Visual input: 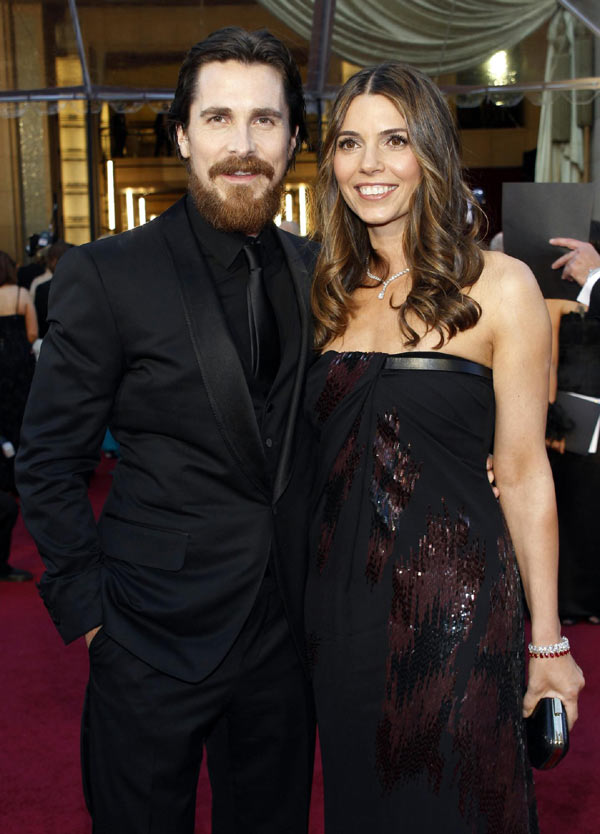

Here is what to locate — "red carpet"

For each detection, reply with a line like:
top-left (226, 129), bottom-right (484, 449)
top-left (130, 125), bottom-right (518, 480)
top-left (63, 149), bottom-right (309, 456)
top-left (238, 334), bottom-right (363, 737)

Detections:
top-left (0, 458), bottom-right (596, 833)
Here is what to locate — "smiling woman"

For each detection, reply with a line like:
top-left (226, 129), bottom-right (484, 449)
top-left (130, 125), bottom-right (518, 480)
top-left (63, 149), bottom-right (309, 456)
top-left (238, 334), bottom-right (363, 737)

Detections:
top-left (333, 97), bottom-right (421, 241)
top-left (312, 63), bottom-right (483, 351)
top-left (305, 63), bottom-right (584, 834)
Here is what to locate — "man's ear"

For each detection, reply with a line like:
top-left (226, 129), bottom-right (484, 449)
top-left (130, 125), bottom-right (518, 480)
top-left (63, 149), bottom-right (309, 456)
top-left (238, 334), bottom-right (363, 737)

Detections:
top-left (176, 124), bottom-right (190, 159)
top-left (288, 126), bottom-right (299, 160)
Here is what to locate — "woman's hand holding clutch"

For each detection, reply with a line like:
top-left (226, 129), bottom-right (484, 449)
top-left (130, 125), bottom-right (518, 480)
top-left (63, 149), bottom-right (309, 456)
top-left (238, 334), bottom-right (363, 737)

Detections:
top-left (523, 650), bottom-right (585, 731)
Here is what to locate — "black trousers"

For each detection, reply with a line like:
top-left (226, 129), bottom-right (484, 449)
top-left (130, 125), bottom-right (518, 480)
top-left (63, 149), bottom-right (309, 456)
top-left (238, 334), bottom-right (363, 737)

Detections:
top-left (82, 574), bottom-right (315, 834)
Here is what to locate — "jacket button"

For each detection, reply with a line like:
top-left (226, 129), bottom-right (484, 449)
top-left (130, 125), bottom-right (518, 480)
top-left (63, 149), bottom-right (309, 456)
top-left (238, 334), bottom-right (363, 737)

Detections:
top-left (265, 437), bottom-right (273, 448)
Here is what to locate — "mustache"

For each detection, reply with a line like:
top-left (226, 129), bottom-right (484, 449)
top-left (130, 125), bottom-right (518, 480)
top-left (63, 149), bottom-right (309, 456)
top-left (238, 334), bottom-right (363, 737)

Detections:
top-left (208, 156), bottom-right (275, 180)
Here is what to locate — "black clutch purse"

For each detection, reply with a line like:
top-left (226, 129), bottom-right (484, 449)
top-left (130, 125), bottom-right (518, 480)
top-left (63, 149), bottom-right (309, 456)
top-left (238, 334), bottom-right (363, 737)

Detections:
top-left (525, 697), bottom-right (569, 770)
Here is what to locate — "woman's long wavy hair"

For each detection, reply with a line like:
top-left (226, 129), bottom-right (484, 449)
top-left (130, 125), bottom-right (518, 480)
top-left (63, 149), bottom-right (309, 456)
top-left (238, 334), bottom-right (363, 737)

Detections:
top-left (0, 251), bottom-right (17, 287)
top-left (312, 63), bottom-right (485, 350)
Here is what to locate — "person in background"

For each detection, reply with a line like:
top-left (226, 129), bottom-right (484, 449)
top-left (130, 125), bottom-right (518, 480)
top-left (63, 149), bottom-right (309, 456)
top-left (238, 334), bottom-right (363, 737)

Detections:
top-left (0, 251), bottom-right (37, 496)
top-left (110, 110), bottom-right (127, 158)
top-left (153, 112), bottom-right (172, 157)
top-left (588, 278), bottom-right (600, 318)
top-left (544, 295), bottom-right (586, 455)
top-left (547, 234), bottom-right (600, 623)
top-left (0, 252), bottom-right (36, 581)
top-left (0, 441), bottom-right (31, 582)
top-left (17, 253), bottom-right (46, 291)
top-left (550, 234), bottom-right (600, 305)
top-left (31, 240), bottom-right (74, 340)
top-left (28, 253), bottom-right (52, 302)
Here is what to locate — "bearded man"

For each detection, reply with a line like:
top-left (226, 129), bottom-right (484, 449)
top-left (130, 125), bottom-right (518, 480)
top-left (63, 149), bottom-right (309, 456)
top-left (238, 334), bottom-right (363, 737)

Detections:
top-left (16, 27), bottom-right (317, 834)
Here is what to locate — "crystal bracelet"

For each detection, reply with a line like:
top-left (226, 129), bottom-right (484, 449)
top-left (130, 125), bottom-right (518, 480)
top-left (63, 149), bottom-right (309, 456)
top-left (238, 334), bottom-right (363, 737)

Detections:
top-left (528, 636), bottom-right (570, 658)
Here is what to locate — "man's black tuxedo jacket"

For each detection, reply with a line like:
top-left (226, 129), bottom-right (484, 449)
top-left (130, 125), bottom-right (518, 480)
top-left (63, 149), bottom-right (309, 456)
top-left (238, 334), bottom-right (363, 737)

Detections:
top-left (16, 198), bottom-right (318, 683)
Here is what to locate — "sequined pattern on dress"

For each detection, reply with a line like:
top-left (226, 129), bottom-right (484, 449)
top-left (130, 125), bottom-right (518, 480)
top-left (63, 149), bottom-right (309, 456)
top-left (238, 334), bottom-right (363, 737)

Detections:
top-left (314, 352), bottom-right (373, 425)
top-left (367, 409), bottom-right (422, 586)
top-left (375, 503), bottom-right (486, 794)
top-left (316, 414), bottom-right (364, 574)
top-left (451, 535), bottom-right (537, 833)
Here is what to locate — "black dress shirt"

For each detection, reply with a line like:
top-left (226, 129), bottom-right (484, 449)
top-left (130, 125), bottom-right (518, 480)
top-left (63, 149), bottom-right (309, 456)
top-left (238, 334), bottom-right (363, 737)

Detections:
top-left (185, 195), bottom-right (289, 437)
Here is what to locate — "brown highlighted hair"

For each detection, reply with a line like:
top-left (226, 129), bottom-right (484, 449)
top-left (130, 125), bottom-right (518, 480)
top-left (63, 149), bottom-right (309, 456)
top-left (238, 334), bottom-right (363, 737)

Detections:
top-left (0, 251), bottom-right (17, 287)
top-left (312, 63), bottom-right (484, 350)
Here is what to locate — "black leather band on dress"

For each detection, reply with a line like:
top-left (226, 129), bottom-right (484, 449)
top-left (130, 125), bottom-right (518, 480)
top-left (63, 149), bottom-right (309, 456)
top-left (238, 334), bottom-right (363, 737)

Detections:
top-left (384, 354), bottom-right (493, 379)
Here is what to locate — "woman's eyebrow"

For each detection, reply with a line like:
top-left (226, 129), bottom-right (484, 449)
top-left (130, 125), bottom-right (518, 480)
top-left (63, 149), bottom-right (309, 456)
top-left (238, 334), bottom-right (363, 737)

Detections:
top-left (337, 127), bottom-right (408, 138)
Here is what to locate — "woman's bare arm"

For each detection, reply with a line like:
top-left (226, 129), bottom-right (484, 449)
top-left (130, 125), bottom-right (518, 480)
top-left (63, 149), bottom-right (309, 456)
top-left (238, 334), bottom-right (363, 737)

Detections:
top-left (19, 288), bottom-right (39, 343)
top-left (545, 298), bottom-right (565, 404)
top-left (489, 257), bottom-right (584, 728)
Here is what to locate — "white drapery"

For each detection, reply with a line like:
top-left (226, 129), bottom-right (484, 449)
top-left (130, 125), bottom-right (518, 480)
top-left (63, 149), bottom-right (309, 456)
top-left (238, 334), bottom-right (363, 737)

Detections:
top-left (535, 10), bottom-right (585, 182)
top-left (257, 0), bottom-right (557, 75)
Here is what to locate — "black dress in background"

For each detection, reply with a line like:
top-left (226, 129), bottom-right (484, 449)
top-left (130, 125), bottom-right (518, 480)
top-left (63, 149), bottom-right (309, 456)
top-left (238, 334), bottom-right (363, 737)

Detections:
top-left (305, 351), bottom-right (537, 834)
top-left (550, 312), bottom-right (600, 621)
top-left (0, 292), bottom-right (35, 491)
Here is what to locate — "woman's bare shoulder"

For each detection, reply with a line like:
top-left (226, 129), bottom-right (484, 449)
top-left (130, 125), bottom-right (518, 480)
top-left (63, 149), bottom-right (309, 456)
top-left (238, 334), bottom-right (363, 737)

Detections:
top-left (477, 250), bottom-right (551, 349)
top-left (0, 283), bottom-right (20, 302)
top-left (478, 250), bottom-right (542, 305)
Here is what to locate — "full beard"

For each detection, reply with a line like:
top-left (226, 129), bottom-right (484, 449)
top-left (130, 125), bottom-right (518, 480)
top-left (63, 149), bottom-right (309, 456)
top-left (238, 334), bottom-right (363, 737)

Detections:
top-left (189, 156), bottom-right (285, 235)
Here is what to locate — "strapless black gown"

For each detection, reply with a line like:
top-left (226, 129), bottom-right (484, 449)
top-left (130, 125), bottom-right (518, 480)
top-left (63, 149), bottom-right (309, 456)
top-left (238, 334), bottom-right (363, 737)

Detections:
top-left (305, 351), bottom-right (537, 834)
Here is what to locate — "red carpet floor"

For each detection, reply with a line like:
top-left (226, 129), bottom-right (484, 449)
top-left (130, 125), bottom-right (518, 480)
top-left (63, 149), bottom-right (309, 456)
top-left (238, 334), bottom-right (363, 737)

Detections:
top-left (0, 458), bottom-right (597, 833)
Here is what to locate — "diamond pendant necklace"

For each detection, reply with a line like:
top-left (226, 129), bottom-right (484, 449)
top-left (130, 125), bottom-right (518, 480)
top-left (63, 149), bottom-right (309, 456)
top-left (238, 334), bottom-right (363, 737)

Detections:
top-left (365, 265), bottom-right (410, 299)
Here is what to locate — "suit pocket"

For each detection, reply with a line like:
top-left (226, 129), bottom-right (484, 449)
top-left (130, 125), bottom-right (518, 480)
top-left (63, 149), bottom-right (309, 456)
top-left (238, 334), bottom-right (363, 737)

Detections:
top-left (97, 513), bottom-right (189, 571)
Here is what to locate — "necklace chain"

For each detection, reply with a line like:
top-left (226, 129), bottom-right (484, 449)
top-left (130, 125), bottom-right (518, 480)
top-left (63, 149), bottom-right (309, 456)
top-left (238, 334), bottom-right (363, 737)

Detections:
top-left (366, 265), bottom-right (410, 300)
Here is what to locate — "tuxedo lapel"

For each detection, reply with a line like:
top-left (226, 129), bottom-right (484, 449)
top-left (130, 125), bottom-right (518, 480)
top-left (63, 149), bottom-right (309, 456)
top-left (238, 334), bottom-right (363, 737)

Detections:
top-left (271, 230), bottom-right (311, 503)
top-left (159, 200), bottom-right (269, 497)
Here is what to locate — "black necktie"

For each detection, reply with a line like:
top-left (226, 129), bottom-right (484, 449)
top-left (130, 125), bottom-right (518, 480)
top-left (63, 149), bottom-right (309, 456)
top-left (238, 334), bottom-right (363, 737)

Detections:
top-left (242, 241), bottom-right (280, 387)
